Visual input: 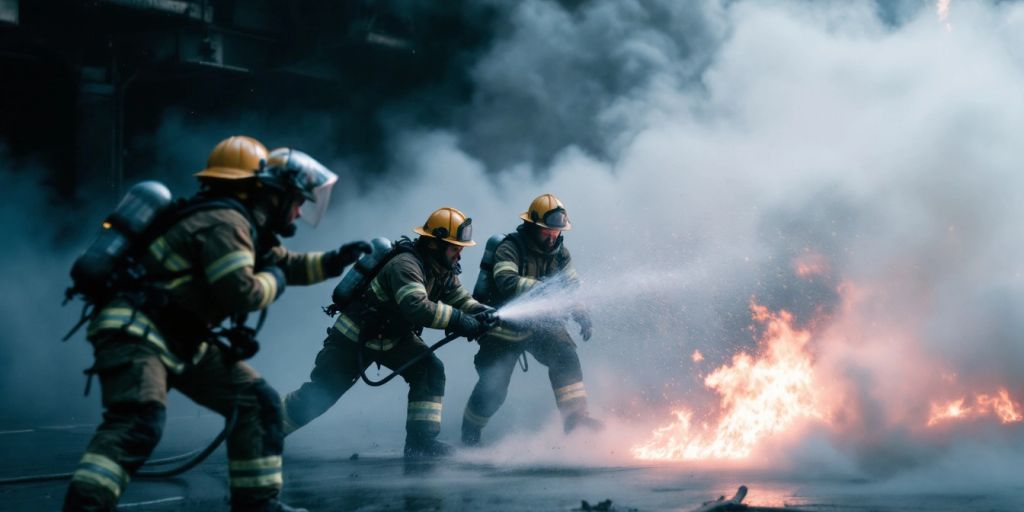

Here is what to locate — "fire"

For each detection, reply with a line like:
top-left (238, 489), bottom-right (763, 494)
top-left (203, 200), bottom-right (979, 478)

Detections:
top-left (927, 389), bottom-right (1024, 426)
top-left (691, 350), bottom-right (704, 363)
top-left (632, 302), bottom-right (823, 461)
top-left (793, 251), bottom-right (829, 278)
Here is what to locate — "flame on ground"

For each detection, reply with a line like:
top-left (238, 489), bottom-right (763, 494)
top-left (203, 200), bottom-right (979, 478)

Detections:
top-left (632, 302), bottom-right (824, 461)
top-left (927, 389), bottom-right (1024, 426)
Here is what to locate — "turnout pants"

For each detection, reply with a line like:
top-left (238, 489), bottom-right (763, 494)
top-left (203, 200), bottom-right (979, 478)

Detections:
top-left (63, 333), bottom-right (285, 512)
top-left (462, 325), bottom-right (590, 436)
top-left (281, 331), bottom-right (446, 448)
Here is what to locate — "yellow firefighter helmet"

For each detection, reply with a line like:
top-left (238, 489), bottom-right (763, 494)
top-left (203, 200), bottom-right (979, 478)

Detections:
top-left (521, 193), bottom-right (572, 231)
top-left (414, 207), bottom-right (476, 247)
top-left (195, 135), bottom-right (269, 181)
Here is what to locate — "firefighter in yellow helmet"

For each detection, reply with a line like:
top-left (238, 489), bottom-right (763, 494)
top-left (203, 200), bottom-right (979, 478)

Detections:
top-left (461, 193), bottom-right (600, 446)
top-left (64, 136), bottom-right (370, 512)
top-left (280, 207), bottom-right (496, 458)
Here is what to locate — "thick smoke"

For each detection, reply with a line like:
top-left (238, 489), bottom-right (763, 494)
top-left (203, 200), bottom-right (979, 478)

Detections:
top-left (4, 0), bottom-right (1024, 489)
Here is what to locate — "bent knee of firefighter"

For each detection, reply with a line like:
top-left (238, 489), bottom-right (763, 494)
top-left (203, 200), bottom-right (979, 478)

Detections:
top-left (402, 354), bottom-right (446, 394)
top-left (106, 401), bottom-right (166, 462)
top-left (238, 379), bottom-right (285, 452)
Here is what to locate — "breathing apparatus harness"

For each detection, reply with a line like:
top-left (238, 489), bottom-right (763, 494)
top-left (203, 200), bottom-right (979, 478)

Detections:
top-left (64, 193), bottom-right (273, 363)
top-left (324, 237), bottom-right (495, 387)
top-left (33, 187), bottom-right (274, 486)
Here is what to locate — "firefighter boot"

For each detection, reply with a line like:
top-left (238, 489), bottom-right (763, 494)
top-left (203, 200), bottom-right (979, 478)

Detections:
top-left (461, 421), bottom-right (482, 447)
top-left (565, 413), bottom-right (605, 434)
top-left (404, 438), bottom-right (455, 458)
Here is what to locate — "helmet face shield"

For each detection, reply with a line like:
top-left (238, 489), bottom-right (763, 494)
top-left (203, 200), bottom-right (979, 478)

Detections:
top-left (298, 175), bottom-right (336, 227)
top-left (262, 148), bottom-right (338, 228)
top-left (540, 207), bottom-right (569, 229)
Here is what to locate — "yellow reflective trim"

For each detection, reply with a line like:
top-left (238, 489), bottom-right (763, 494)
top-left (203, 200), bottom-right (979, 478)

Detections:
top-left (332, 314), bottom-right (361, 341)
top-left (364, 338), bottom-right (396, 351)
top-left (149, 237), bottom-right (190, 272)
top-left (408, 412), bottom-right (442, 423)
top-left (71, 470), bottom-right (123, 497)
top-left (516, 277), bottom-right (538, 295)
top-left (229, 455), bottom-right (282, 470)
top-left (205, 250), bottom-right (254, 283)
top-left (408, 401), bottom-right (443, 411)
top-left (87, 304), bottom-right (185, 373)
top-left (254, 271), bottom-right (277, 308)
top-left (370, 278), bottom-right (388, 302)
top-left (461, 299), bottom-right (483, 310)
top-left (306, 251), bottom-right (325, 283)
top-left (73, 452), bottom-right (129, 497)
top-left (555, 382), bottom-right (587, 403)
top-left (229, 473), bottom-right (283, 488)
top-left (164, 275), bottom-right (193, 290)
top-left (493, 261), bottom-right (519, 275)
top-left (446, 288), bottom-right (471, 308)
top-left (463, 408), bottom-right (490, 428)
top-left (431, 303), bottom-right (454, 329)
top-left (395, 282), bottom-right (427, 304)
top-left (557, 389), bottom-right (588, 403)
top-left (81, 453), bottom-right (128, 480)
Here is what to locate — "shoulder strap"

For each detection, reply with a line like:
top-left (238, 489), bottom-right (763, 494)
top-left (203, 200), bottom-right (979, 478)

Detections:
top-left (505, 232), bottom-right (527, 275)
top-left (142, 195), bottom-right (257, 249)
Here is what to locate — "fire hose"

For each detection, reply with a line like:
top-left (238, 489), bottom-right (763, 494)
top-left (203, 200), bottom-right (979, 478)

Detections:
top-left (357, 324), bottom-right (497, 387)
top-left (0, 405), bottom-right (237, 485)
top-left (0, 333), bottom-right (255, 486)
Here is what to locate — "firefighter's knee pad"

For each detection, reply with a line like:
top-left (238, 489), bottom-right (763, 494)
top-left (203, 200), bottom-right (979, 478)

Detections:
top-left (243, 379), bottom-right (284, 454)
top-left (109, 401), bottom-right (166, 458)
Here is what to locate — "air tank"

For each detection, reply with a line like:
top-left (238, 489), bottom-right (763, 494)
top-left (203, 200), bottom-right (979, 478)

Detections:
top-left (472, 234), bottom-right (506, 303)
top-left (70, 181), bottom-right (172, 299)
top-left (331, 237), bottom-right (393, 309)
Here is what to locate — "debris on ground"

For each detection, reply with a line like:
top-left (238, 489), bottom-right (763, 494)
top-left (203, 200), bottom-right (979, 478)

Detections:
top-left (688, 485), bottom-right (748, 512)
top-left (579, 499), bottom-right (613, 511)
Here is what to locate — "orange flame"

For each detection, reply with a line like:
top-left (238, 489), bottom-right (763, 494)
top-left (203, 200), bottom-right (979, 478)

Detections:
top-left (793, 252), bottom-right (829, 279)
top-left (691, 350), bottom-right (704, 363)
top-left (632, 302), bottom-right (823, 461)
top-left (927, 389), bottom-right (1024, 426)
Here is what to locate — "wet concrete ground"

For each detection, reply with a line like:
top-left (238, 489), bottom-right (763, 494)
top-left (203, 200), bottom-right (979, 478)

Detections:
top-left (2, 415), bottom-right (1022, 511)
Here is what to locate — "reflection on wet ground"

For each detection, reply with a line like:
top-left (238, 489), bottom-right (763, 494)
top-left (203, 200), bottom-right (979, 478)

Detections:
top-left (1, 421), bottom-right (1022, 511)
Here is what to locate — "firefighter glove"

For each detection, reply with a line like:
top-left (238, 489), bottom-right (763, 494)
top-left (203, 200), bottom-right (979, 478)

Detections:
top-left (324, 241), bottom-right (372, 277)
top-left (474, 307), bottom-right (499, 330)
top-left (448, 309), bottom-right (487, 341)
top-left (573, 308), bottom-right (593, 341)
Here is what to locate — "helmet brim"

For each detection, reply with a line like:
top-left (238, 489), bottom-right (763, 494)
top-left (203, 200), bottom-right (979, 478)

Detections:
top-left (520, 212), bottom-right (572, 231)
top-left (195, 167), bottom-right (256, 180)
top-left (413, 227), bottom-right (477, 247)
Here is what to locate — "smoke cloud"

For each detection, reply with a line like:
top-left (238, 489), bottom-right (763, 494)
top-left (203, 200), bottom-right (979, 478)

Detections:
top-left (4, 0), bottom-right (1024, 490)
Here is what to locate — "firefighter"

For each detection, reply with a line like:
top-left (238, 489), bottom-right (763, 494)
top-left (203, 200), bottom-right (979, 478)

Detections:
top-left (461, 193), bottom-right (601, 446)
top-left (281, 207), bottom-right (496, 458)
top-left (64, 136), bottom-right (370, 512)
